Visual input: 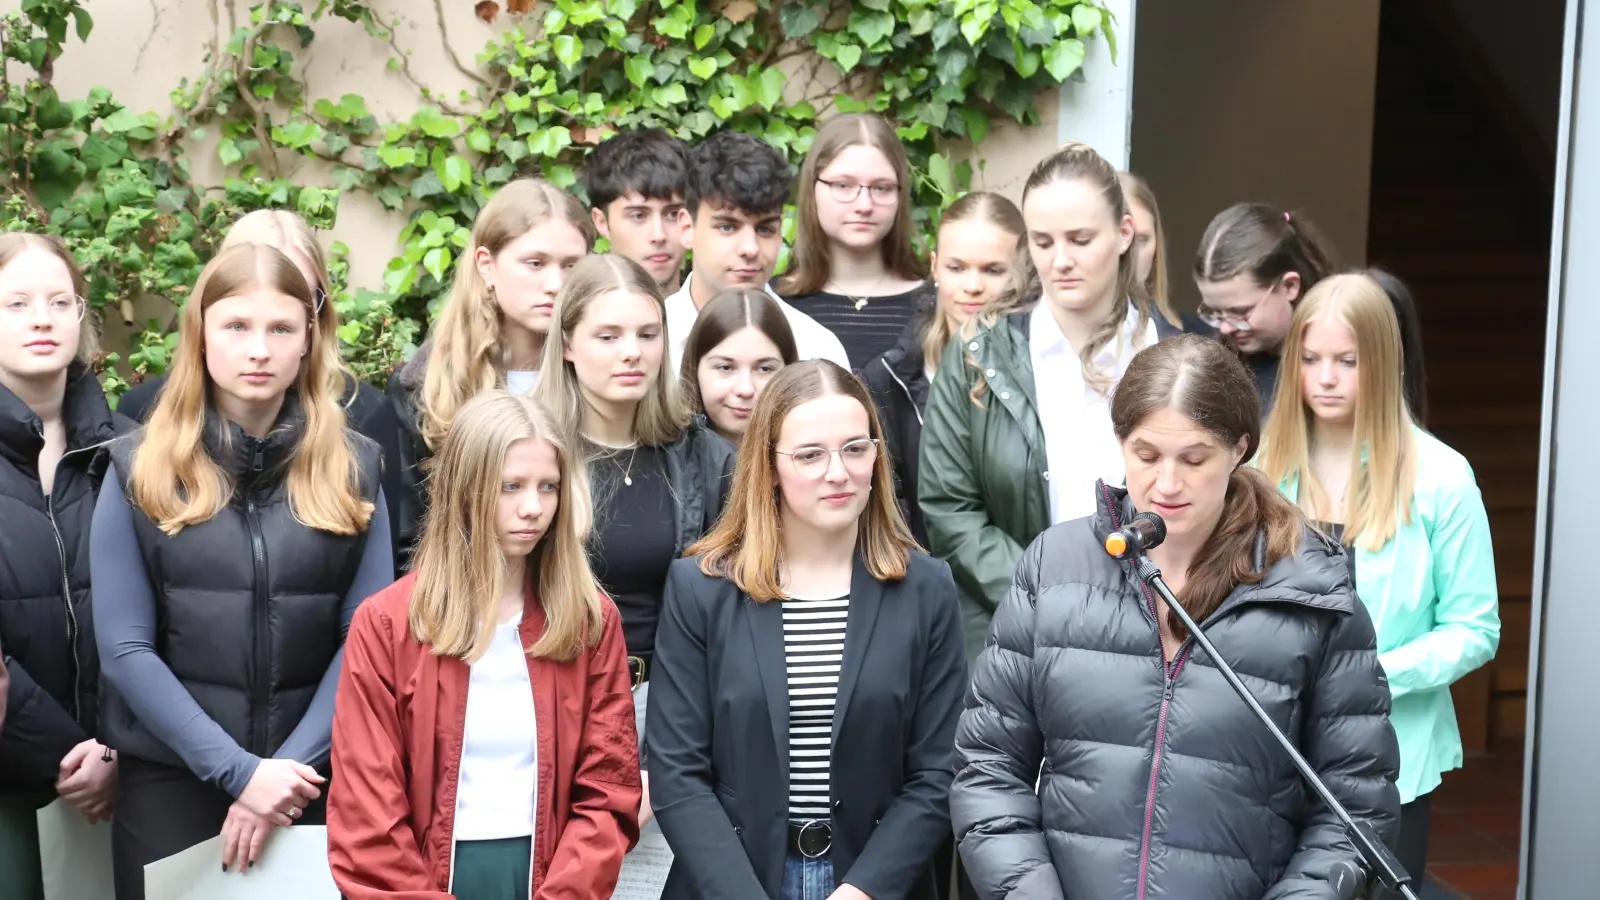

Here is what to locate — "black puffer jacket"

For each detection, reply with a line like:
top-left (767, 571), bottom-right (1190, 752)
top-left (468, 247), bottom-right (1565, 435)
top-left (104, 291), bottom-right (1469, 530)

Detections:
top-left (386, 340), bottom-right (437, 573)
top-left (951, 483), bottom-right (1400, 900)
top-left (862, 307), bottom-right (933, 547)
top-left (0, 363), bottom-right (130, 790)
top-left (100, 404), bottom-right (380, 766)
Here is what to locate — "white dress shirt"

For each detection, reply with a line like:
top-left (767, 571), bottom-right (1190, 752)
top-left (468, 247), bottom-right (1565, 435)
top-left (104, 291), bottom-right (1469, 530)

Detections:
top-left (665, 274), bottom-right (852, 373)
top-left (454, 612), bottom-right (538, 841)
top-left (1029, 304), bottom-right (1158, 523)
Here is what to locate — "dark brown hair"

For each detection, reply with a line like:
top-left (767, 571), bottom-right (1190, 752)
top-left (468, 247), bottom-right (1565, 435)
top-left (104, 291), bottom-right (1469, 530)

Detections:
top-left (679, 288), bottom-right (799, 412)
top-left (1110, 334), bottom-right (1305, 635)
top-left (779, 114), bottom-right (926, 296)
top-left (1118, 171), bottom-right (1177, 328)
top-left (689, 360), bottom-right (917, 600)
top-left (1023, 142), bottom-right (1148, 389)
top-left (1194, 202), bottom-right (1336, 294)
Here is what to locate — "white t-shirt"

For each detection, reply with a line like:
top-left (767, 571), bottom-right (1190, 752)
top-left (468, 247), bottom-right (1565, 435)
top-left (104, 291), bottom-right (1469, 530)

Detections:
top-left (1029, 304), bottom-right (1157, 523)
top-left (454, 612), bottom-right (538, 841)
top-left (665, 274), bottom-right (852, 373)
top-left (505, 370), bottom-right (539, 396)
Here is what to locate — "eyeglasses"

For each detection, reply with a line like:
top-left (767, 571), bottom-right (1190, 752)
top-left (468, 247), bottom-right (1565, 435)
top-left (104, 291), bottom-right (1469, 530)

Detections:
top-left (817, 179), bottom-right (899, 206)
top-left (775, 438), bottom-right (880, 479)
top-left (2, 293), bottom-right (87, 323)
top-left (1196, 279), bottom-right (1280, 333)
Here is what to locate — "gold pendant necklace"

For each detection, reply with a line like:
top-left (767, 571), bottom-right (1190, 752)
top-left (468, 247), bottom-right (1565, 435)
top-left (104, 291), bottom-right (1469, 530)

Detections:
top-left (617, 445), bottom-right (638, 486)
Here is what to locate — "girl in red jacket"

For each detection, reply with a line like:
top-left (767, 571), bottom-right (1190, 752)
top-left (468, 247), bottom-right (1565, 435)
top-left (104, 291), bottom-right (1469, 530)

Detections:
top-left (328, 389), bottom-right (641, 900)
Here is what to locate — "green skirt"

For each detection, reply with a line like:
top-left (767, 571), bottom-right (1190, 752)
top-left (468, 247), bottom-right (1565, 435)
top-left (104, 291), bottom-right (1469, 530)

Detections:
top-left (452, 836), bottom-right (533, 900)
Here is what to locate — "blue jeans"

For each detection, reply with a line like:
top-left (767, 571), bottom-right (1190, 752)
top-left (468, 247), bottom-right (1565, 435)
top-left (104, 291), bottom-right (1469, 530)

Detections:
top-left (781, 851), bottom-right (836, 900)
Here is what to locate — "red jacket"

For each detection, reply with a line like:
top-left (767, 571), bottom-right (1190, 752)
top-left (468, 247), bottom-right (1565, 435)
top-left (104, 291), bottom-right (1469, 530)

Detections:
top-left (327, 573), bottom-right (642, 900)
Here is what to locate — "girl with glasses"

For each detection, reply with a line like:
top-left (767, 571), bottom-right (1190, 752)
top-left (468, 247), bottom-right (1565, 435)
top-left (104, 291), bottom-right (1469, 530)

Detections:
top-left (328, 390), bottom-right (640, 900)
top-left (777, 114), bottom-right (930, 366)
top-left (533, 254), bottom-right (735, 831)
top-left (90, 245), bottom-right (392, 898)
top-left (1259, 273), bottom-right (1499, 896)
top-left (0, 234), bottom-right (131, 900)
top-left (1193, 203), bottom-right (1337, 417)
top-left (115, 210), bottom-right (410, 573)
top-left (648, 360), bottom-right (965, 900)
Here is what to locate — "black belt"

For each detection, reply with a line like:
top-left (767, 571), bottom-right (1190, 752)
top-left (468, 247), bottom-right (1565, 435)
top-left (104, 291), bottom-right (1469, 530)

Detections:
top-left (628, 655), bottom-right (651, 691)
top-left (787, 819), bottom-right (832, 858)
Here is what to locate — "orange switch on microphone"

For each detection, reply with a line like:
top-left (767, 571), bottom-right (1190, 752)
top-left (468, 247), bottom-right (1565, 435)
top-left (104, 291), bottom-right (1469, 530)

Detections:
top-left (1105, 533), bottom-right (1128, 558)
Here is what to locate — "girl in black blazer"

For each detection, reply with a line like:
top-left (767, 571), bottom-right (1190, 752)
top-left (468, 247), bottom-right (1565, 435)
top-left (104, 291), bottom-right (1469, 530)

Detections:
top-left (648, 360), bottom-right (965, 900)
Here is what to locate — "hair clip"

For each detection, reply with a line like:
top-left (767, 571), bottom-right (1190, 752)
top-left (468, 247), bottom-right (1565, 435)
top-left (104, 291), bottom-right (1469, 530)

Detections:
top-left (1283, 211), bottom-right (1292, 223)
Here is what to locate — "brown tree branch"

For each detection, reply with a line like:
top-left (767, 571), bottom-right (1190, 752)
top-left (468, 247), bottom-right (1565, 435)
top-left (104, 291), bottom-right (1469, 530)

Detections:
top-left (433, 0), bottom-right (492, 90)
top-left (234, 28), bottom-right (282, 178)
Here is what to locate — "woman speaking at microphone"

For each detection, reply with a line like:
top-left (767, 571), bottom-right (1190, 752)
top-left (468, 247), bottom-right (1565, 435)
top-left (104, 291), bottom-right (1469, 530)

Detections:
top-left (950, 334), bottom-right (1400, 900)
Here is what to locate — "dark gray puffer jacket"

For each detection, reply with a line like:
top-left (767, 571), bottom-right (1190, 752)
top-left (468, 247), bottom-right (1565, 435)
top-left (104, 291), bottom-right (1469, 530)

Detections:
top-left (951, 483), bottom-right (1400, 900)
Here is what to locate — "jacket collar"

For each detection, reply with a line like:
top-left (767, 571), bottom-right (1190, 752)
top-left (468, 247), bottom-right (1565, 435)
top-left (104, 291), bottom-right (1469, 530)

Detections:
top-left (1091, 479), bottom-right (1356, 618)
top-left (0, 360), bottom-right (121, 470)
top-left (203, 393), bottom-right (305, 485)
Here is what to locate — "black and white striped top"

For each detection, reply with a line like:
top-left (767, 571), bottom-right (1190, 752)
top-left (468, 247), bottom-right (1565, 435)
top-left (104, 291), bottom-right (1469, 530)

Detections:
top-left (782, 594), bottom-right (850, 821)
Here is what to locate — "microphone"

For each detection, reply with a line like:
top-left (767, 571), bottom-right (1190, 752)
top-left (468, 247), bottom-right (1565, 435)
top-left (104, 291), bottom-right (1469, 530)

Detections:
top-left (1104, 511), bottom-right (1167, 559)
top-left (1327, 859), bottom-right (1368, 900)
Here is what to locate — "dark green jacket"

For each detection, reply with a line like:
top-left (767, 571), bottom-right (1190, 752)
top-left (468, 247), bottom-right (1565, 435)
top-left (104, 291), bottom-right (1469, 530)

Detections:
top-left (917, 313), bottom-right (1052, 612)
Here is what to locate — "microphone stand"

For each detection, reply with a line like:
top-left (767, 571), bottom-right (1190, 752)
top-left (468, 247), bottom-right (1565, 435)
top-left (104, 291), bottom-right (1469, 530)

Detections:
top-left (1131, 551), bottom-right (1417, 900)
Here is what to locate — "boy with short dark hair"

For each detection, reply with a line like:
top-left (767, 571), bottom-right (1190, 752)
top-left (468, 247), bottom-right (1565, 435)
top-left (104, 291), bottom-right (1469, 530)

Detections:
top-left (584, 128), bottom-right (691, 293)
top-left (665, 131), bottom-right (849, 370)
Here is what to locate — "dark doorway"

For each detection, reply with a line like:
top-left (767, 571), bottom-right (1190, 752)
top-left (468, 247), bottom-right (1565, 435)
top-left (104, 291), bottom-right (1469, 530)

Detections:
top-left (1366, 1), bottom-right (1562, 896)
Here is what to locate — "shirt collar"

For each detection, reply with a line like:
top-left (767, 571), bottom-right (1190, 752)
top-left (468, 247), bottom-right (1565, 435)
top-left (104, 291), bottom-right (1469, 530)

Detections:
top-left (1030, 302), bottom-right (1150, 368)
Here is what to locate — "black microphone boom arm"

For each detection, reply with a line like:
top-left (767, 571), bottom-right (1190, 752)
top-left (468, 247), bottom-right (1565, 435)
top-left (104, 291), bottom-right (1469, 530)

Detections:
top-left (1132, 553), bottom-right (1417, 900)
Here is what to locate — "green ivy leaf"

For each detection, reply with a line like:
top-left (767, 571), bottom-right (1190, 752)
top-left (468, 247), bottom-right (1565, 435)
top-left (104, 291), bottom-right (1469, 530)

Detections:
top-left (687, 56), bottom-right (718, 80)
top-left (423, 246), bottom-right (451, 283)
top-left (834, 43), bottom-right (863, 72)
top-left (848, 9), bottom-right (896, 48)
top-left (1043, 38), bottom-right (1086, 81)
top-left (378, 145), bottom-right (417, 168)
top-left (543, 162), bottom-right (577, 188)
top-left (271, 118), bottom-right (323, 149)
top-left (926, 152), bottom-right (953, 196)
top-left (528, 126), bottom-right (573, 158)
top-left (504, 91), bottom-right (533, 113)
top-left (414, 106), bottom-right (461, 139)
top-left (1071, 5), bottom-right (1102, 36)
top-left (753, 67), bottom-right (785, 110)
top-left (78, 134), bottom-right (128, 172)
top-left (217, 138), bottom-right (244, 166)
top-left (958, 107), bottom-right (989, 145)
top-left (466, 128), bottom-right (494, 154)
top-left (694, 23), bottom-right (716, 49)
top-left (625, 55), bottom-right (654, 88)
top-left (654, 83), bottom-right (689, 105)
top-left (608, 0), bottom-right (641, 20)
top-left (780, 5), bottom-right (820, 38)
top-left (552, 34), bottom-right (582, 69)
top-left (438, 154), bottom-right (471, 192)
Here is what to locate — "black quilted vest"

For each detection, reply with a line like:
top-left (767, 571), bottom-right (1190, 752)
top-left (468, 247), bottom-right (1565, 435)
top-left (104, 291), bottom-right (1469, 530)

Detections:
top-left (101, 403), bottom-right (379, 764)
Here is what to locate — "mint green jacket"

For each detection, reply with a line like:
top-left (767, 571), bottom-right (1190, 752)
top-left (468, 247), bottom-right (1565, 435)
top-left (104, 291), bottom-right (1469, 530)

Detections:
top-left (1278, 427), bottom-right (1501, 803)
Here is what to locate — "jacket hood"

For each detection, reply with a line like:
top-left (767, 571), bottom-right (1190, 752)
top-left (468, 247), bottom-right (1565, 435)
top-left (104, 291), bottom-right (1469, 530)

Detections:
top-left (0, 360), bottom-right (122, 469)
top-left (1090, 479), bottom-right (1356, 617)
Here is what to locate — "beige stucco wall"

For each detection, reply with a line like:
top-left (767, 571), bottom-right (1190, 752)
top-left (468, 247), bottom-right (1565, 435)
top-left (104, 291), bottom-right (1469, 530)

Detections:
top-left (23, 0), bottom-right (1071, 298)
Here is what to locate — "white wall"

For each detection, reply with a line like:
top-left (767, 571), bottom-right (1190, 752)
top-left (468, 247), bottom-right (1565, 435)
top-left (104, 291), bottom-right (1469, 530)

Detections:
top-left (1129, 0), bottom-right (1382, 313)
top-left (1059, 0), bottom-right (1136, 169)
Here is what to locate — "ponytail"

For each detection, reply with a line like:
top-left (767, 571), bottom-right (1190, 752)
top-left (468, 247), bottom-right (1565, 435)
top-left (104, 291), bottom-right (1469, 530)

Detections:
top-left (1173, 467), bottom-right (1304, 638)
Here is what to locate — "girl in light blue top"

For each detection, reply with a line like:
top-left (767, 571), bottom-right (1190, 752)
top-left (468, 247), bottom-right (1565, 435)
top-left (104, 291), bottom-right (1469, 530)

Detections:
top-left (1259, 271), bottom-right (1500, 892)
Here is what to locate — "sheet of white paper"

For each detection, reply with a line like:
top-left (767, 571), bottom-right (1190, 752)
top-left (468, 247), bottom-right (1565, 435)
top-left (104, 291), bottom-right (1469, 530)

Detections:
top-left (144, 825), bottom-right (340, 900)
top-left (610, 827), bottom-right (673, 900)
top-left (37, 798), bottom-right (114, 900)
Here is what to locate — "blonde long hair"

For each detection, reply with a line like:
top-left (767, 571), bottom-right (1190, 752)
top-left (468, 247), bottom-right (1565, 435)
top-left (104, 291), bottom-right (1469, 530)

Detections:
top-left (1259, 273), bottom-right (1416, 550)
top-left (129, 244), bottom-right (373, 536)
top-left (221, 210), bottom-right (349, 396)
top-left (420, 179), bottom-right (595, 450)
top-left (409, 391), bottom-right (602, 662)
top-left (689, 360), bottom-right (916, 601)
top-left (1118, 171), bottom-right (1178, 328)
top-left (925, 191), bottom-right (1026, 375)
top-left (534, 254), bottom-right (689, 450)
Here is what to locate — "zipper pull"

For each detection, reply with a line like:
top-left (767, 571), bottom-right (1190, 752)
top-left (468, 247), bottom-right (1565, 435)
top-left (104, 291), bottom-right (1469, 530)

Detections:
top-left (250, 442), bottom-right (264, 473)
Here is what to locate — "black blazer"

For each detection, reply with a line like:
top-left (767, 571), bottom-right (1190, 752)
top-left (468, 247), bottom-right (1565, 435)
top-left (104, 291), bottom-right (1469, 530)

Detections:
top-left (647, 552), bottom-right (966, 900)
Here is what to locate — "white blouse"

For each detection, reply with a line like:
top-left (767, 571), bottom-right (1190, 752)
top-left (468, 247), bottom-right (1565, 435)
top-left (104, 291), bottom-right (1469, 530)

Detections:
top-left (453, 612), bottom-right (538, 841)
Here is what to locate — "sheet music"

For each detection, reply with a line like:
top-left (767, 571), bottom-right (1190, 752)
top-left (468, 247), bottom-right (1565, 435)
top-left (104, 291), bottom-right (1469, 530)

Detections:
top-left (610, 827), bottom-right (673, 900)
top-left (144, 825), bottom-right (340, 900)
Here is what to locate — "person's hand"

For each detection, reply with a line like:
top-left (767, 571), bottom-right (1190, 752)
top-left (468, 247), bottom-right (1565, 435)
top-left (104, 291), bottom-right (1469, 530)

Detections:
top-left (827, 885), bottom-right (873, 900)
top-left (236, 759), bottom-right (323, 825)
top-left (57, 740), bottom-right (116, 823)
top-left (638, 771), bottom-right (654, 828)
top-left (220, 802), bottom-right (278, 873)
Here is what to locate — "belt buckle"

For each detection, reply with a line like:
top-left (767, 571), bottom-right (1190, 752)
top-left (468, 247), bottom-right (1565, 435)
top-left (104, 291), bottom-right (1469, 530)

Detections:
top-left (627, 656), bottom-right (645, 692)
top-left (796, 819), bottom-right (832, 859)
